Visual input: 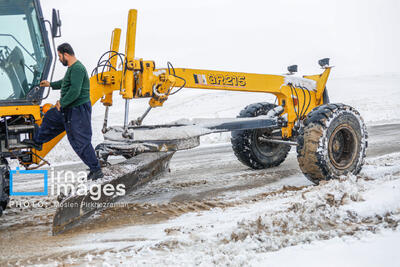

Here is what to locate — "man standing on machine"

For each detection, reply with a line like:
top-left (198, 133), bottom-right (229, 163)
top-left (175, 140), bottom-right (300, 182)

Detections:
top-left (23, 43), bottom-right (103, 180)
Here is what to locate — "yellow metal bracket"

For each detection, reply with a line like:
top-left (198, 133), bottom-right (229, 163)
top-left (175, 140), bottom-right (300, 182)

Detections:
top-left (101, 28), bottom-right (121, 106)
top-left (149, 74), bottom-right (176, 107)
top-left (121, 9), bottom-right (137, 99)
top-left (304, 67), bottom-right (332, 105)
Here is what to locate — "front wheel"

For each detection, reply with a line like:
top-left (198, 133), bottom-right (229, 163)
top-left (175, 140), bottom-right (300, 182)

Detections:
top-left (231, 102), bottom-right (291, 169)
top-left (297, 103), bottom-right (368, 184)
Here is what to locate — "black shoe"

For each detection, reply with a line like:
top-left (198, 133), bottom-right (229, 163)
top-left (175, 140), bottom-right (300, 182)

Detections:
top-left (21, 139), bottom-right (42, 151)
top-left (87, 169), bottom-right (104, 180)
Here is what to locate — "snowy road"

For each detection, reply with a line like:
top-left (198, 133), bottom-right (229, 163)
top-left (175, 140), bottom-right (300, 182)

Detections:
top-left (0, 123), bottom-right (399, 266)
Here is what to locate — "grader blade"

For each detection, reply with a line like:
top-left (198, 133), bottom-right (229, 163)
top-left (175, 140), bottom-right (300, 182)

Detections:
top-left (96, 115), bottom-right (283, 162)
top-left (52, 151), bottom-right (174, 235)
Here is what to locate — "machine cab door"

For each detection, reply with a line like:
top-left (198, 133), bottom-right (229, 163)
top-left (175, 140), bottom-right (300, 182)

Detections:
top-left (0, 0), bottom-right (52, 106)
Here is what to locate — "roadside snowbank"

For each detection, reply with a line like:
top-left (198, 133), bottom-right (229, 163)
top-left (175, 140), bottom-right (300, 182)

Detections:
top-left (58, 152), bottom-right (400, 266)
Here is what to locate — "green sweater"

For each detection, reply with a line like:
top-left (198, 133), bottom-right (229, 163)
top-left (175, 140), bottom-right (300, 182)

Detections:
top-left (50, 60), bottom-right (90, 108)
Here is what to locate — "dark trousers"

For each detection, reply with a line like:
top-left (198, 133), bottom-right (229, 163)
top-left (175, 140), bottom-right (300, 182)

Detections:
top-left (34, 101), bottom-right (100, 171)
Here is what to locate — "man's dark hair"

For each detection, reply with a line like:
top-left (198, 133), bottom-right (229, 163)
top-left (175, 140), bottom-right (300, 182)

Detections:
top-left (57, 43), bottom-right (75, 56)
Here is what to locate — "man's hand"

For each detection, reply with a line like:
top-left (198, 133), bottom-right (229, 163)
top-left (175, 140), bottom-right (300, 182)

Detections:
top-left (55, 100), bottom-right (61, 111)
top-left (40, 80), bottom-right (50, 87)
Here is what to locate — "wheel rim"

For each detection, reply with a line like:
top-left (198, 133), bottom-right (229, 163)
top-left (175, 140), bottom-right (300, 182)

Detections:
top-left (328, 124), bottom-right (358, 170)
top-left (253, 129), bottom-right (281, 157)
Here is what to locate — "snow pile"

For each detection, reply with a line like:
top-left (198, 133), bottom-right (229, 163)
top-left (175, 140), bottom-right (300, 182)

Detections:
top-left (223, 153), bottom-right (400, 254)
top-left (104, 125), bottom-right (212, 142)
top-left (69, 152), bottom-right (400, 266)
top-left (226, 176), bottom-right (398, 253)
top-left (283, 75), bottom-right (317, 91)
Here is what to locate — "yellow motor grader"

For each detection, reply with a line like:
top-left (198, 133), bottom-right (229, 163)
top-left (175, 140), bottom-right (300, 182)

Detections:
top-left (0, 0), bottom-right (367, 233)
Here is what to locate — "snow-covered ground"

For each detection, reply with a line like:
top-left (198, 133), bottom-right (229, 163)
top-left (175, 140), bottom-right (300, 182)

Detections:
top-left (73, 153), bottom-right (400, 266)
top-left (3, 150), bottom-right (396, 266)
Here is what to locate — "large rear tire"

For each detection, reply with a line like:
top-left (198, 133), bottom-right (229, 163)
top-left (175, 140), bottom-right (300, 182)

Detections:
top-left (297, 103), bottom-right (367, 184)
top-left (231, 103), bottom-right (291, 169)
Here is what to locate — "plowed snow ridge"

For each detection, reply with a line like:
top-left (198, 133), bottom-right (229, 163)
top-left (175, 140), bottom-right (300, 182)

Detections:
top-left (38, 152), bottom-right (400, 266)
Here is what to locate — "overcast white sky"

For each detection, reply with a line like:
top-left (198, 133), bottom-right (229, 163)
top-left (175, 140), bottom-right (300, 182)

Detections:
top-left (40, 0), bottom-right (399, 79)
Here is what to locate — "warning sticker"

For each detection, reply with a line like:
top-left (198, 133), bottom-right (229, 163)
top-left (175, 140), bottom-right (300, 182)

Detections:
top-left (193, 74), bottom-right (207, 85)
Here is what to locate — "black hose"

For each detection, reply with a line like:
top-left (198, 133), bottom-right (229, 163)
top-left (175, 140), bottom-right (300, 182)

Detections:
top-left (289, 84), bottom-right (300, 120)
top-left (299, 86), bottom-right (306, 118)
top-left (166, 61), bottom-right (186, 95)
top-left (91, 51), bottom-right (125, 83)
top-left (302, 86), bottom-right (312, 118)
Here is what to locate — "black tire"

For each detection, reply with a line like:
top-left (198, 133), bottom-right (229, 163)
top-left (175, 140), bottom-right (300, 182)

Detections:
top-left (0, 159), bottom-right (10, 214)
top-left (231, 102), bottom-right (291, 169)
top-left (297, 103), bottom-right (368, 184)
